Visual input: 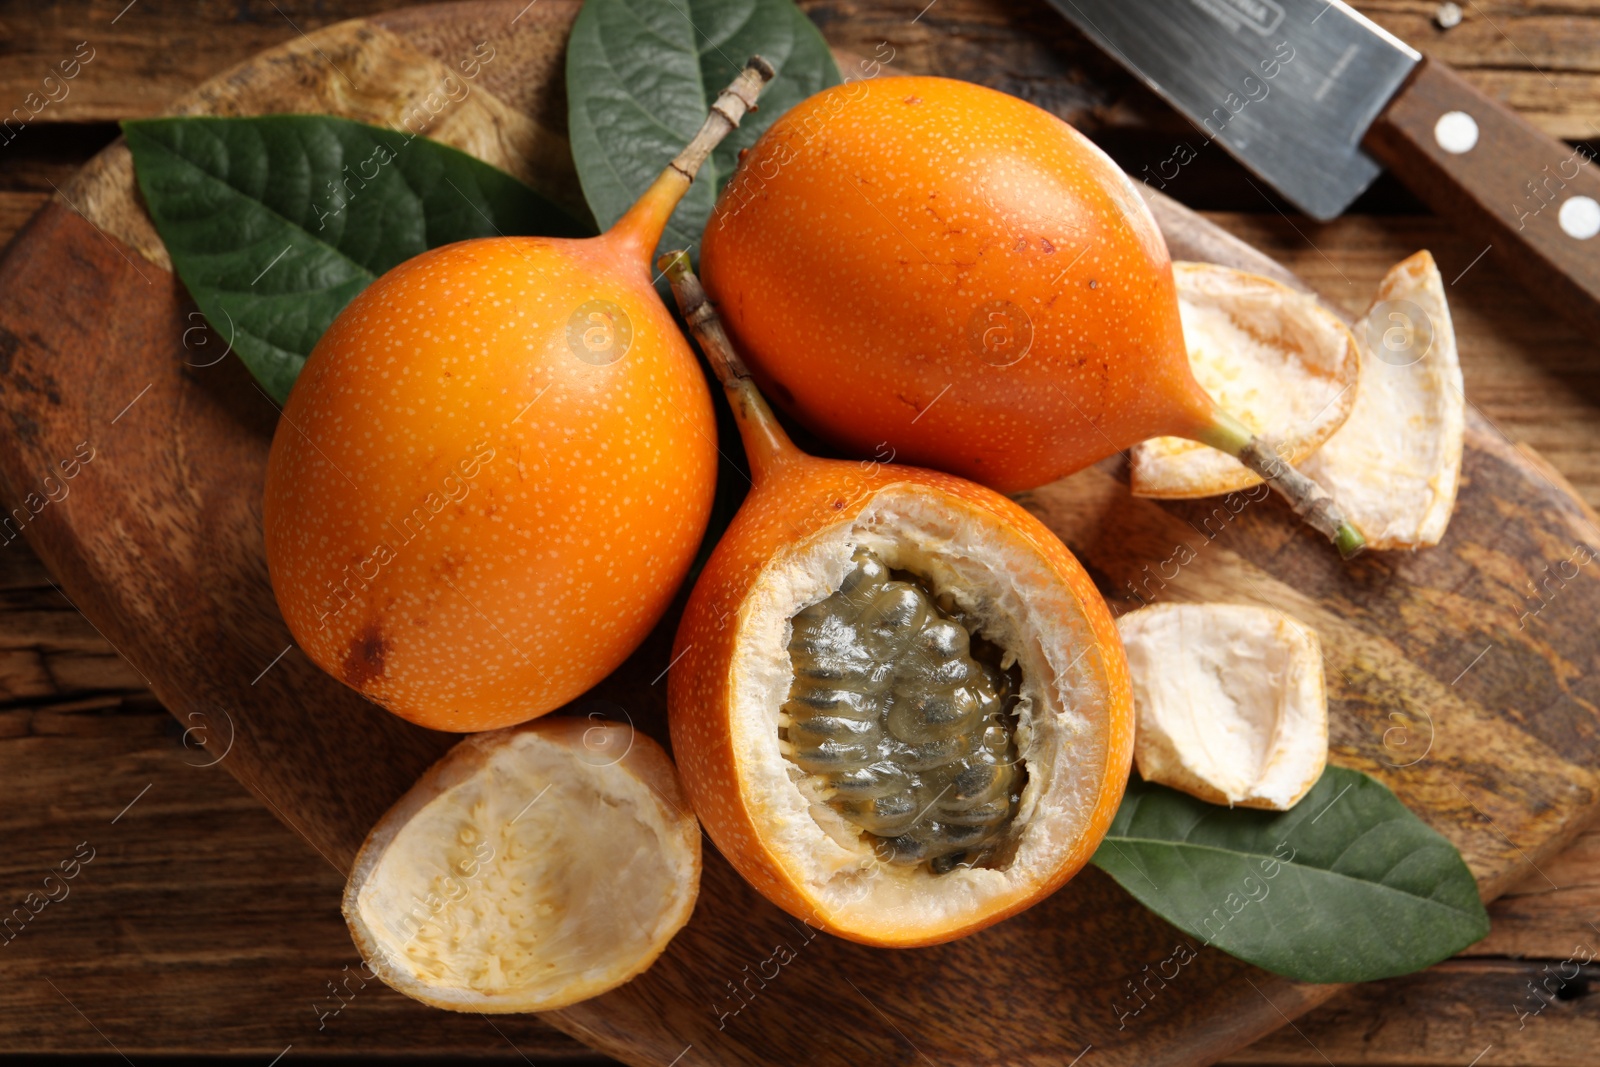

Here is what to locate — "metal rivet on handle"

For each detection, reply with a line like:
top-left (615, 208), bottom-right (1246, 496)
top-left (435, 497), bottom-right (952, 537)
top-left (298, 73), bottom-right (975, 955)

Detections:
top-left (1433, 111), bottom-right (1479, 154)
top-left (1559, 196), bottom-right (1600, 240)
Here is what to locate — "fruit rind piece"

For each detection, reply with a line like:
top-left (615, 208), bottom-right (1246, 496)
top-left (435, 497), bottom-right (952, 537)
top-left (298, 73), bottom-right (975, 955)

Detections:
top-left (1118, 602), bottom-right (1327, 812)
top-left (671, 462), bottom-right (1133, 948)
top-left (1299, 250), bottom-right (1465, 550)
top-left (343, 717), bottom-right (700, 1013)
top-left (1131, 263), bottom-right (1362, 499)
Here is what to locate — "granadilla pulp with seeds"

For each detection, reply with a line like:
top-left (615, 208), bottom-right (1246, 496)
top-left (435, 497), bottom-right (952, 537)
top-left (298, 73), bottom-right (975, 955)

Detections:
top-left (660, 254), bottom-right (1133, 947)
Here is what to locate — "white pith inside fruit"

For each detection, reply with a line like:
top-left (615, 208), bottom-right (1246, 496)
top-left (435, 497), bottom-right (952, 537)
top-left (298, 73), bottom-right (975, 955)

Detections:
top-left (1132, 262), bottom-right (1361, 499)
top-left (1118, 603), bottom-right (1326, 811)
top-left (1299, 250), bottom-right (1464, 549)
top-left (727, 484), bottom-right (1114, 939)
top-left (344, 719), bottom-right (699, 1013)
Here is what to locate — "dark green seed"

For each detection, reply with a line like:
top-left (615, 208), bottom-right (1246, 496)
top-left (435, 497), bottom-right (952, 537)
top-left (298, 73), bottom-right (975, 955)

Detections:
top-left (895, 733), bottom-right (973, 771)
top-left (886, 688), bottom-right (977, 745)
top-left (785, 688), bottom-right (880, 720)
top-left (829, 763), bottom-right (911, 799)
top-left (787, 715), bottom-right (880, 748)
top-left (782, 547), bottom-right (1026, 873)
top-left (788, 736), bottom-right (875, 772)
top-left (920, 620), bottom-right (968, 659)
top-left (947, 761), bottom-right (1008, 805)
top-left (840, 790), bottom-right (921, 837)
top-left (939, 799), bottom-right (1013, 826)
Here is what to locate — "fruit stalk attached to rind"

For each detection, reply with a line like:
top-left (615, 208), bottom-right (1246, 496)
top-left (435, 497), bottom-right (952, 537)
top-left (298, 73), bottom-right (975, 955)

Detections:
top-left (605, 57), bottom-right (776, 262)
top-left (263, 60), bottom-right (774, 732)
top-left (699, 75), bottom-right (1366, 558)
top-left (660, 251), bottom-right (1134, 947)
top-left (1132, 262), bottom-right (1363, 502)
top-left (1197, 414), bottom-right (1368, 559)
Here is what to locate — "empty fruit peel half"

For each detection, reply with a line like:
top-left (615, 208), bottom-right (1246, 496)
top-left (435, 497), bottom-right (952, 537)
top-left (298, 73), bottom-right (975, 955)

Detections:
top-left (1131, 262), bottom-right (1361, 499)
top-left (1117, 603), bottom-right (1327, 811)
top-left (1299, 250), bottom-right (1465, 550)
top-left (343, 717), bottom-right (700, 1013)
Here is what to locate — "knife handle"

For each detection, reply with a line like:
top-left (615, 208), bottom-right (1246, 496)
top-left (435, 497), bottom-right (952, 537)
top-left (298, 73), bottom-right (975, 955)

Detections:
top-left (1364, 57), bottom-right (1600, 334)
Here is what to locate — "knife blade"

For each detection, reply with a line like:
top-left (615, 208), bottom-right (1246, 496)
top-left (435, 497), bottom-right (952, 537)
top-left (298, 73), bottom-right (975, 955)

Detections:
top-left (1048, 0), bottom-right (1417, 220)
top-left (1050, 0), bottom-right (1600, 334)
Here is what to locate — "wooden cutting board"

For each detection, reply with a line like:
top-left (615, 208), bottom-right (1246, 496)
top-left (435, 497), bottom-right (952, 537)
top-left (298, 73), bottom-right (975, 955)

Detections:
top-left (2, 2), bottom-right (1598, 1063)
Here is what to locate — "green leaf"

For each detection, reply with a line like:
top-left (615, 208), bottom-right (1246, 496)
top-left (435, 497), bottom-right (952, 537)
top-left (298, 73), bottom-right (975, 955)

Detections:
top-left (565, 0), bottom-right (839, 260)
top-left (123, 114), bottom-right (590, 403)
top-left (1091, 766), bottom-right (1490, 983)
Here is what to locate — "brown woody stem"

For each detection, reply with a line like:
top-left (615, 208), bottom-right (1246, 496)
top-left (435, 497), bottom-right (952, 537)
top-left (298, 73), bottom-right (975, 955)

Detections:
top-left (610, 57), bottom-right (776, 256)
top-left (660, 251), bottom-right (795, 479)
top-left (671, 57), bottom-right (776, 180)
top-left (1200, 411), bottom-right (1366, 558)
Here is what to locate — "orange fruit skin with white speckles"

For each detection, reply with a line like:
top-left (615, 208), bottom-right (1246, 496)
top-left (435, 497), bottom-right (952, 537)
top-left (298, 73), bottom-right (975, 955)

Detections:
top-left (700, 76), bottom-right (1219, 494)
top-left (668, 444), bottom-right (1133, 946)
top-left (264, 235), bottom-right (716, 732)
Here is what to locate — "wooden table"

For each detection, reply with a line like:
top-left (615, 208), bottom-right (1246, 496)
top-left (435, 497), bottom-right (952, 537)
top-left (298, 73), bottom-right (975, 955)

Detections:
top-left (2, 1), bottom-right (1597, 1063)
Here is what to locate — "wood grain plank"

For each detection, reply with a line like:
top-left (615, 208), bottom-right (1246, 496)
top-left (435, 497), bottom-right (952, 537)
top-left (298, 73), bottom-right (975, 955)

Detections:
top-left (2, 4), bottom-right (1599, 1065)
top-left (5, 1), bottom-right (1600, 138)
top-left (1474, 831), bottom-right (1600, 959)
top-left (0, 0), bottom-right (419, 125)
top-left (0, 122), bottom-right (118, 194)
top-left (1, 708), bottom-right (1595, 1061)
top-left (0, 192), bottom-right (47, 247)
top-left (0, 704), bottom-right (606, 1060)
top-left (1, 180), bottom-right (1596, 1057)
top-left (1225, 960), bottom-right (1600, 1066)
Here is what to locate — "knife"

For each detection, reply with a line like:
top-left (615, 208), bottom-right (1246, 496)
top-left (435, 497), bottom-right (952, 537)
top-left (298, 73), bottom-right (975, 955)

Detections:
top-left (1048, 0), bottom-right (1600, 333)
